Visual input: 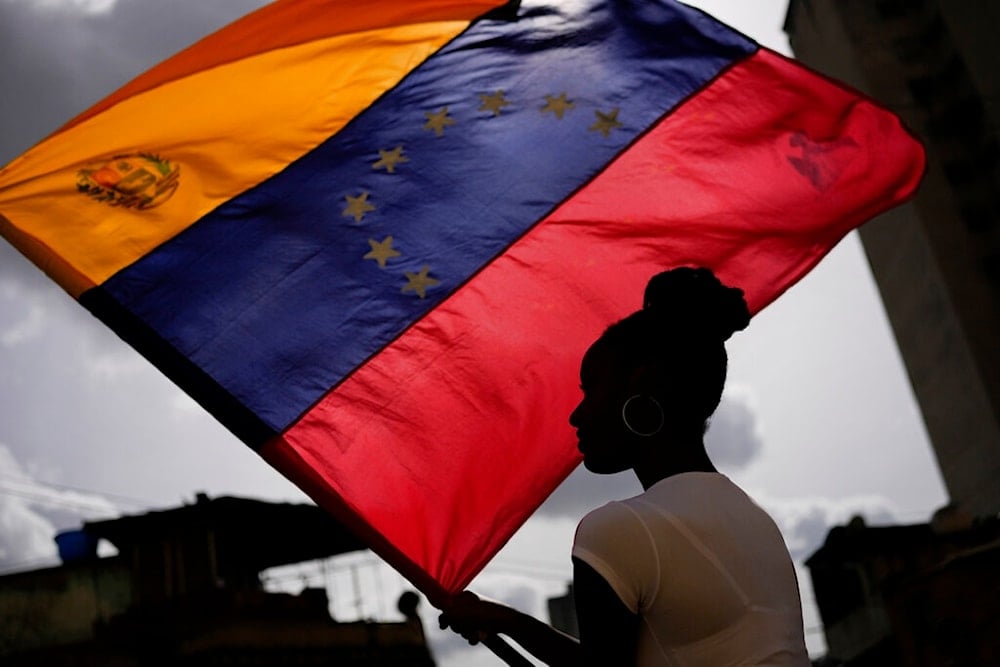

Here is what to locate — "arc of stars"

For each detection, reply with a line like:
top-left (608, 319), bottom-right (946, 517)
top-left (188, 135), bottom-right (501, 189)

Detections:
top-left (401, 266), bottom-right (440, 299)
top-left (373, 145), bottom-right (409, 173)
top-left (478, 90), bottom-right (511, 117)
top-left (424, 107), bottom-right (456, 136)
top-left (364, 236), bottom-right (401, 268)
top-left (589, 108), bottom-right (623, 137)
top-left (342, 191), bottom-right (375, 223)
top-left (541, 93), bottom-right (574, 119)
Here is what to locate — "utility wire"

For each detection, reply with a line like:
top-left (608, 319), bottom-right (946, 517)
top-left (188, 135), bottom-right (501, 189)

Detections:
top-left (0, 485), bottom-right (120, 515)
top-left (0, 472), bottom-right (154, 509)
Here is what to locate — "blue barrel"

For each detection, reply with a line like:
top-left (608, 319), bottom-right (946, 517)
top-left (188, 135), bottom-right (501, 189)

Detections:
top-left (54, 529), bottom-right (99, 563)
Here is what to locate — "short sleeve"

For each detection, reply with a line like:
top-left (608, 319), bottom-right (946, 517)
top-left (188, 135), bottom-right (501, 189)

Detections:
top-left (572, 501), bottom-right (659, 614)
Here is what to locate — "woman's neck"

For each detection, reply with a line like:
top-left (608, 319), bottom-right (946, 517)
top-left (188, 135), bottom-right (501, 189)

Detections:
top-left (633, 437), bottom-right (717, 490)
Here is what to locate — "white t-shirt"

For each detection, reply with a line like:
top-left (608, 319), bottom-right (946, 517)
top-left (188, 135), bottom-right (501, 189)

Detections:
top-left (572, 472), bottom-right (810, 666)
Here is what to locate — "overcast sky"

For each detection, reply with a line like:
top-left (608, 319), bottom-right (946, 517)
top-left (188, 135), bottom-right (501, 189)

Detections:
top-left (0, 0), bottom-right (949, 664)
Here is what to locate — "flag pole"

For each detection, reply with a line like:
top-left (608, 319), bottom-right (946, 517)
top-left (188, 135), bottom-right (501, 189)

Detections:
top-left (483, 634), bottom-right (533, 666)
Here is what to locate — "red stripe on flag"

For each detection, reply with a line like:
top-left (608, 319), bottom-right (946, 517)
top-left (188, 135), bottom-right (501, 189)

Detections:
top-left (260, 48), bottom-right (924, 596)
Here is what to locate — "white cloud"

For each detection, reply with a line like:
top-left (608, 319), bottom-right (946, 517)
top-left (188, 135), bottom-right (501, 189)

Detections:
top-left (0, 484), bottom-right (57, 570)
top-left (752, 491), bottom-right (898, 561)
top-left (0, 275), bottom-right (62, 348)
top-left (0, 287), bottom-right (47, 347)
top-left (81, 346), bottom-right (150, 381)
top-left (0, 443), bottom-right (118, 571)
top-left (706, 385), bottom-right (766, 470)
top-left (168, 387), bottom-right (206, 414)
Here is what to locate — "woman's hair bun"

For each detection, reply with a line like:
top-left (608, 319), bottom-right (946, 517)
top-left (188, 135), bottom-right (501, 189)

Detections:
top-left (642, 267), bottom-right (750, 341)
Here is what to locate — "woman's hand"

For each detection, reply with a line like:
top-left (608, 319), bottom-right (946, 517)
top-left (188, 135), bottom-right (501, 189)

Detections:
top-left (438, 591), bottom-right (518, 645)
top-left (440, 590), bottom-right (583, 666)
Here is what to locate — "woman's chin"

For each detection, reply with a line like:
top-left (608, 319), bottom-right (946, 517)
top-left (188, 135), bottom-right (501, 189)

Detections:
top-left (581, 455), bottom-right (628, 475)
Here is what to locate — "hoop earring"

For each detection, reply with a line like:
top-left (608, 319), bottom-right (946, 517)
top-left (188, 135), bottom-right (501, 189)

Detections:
top-left (621, 395), bottom-right (664, 437)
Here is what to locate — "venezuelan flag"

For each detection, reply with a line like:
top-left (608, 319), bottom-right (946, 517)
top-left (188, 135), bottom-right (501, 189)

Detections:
top-left (0, 0), bottom-right (923, 598)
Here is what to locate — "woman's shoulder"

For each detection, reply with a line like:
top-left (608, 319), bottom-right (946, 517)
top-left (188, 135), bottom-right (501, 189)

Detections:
top-left (642, 472), bottom-right (750, 507)
top-left (578, 498), bottom-right (635, 529)
top-left (574, 497), bottom-right (652, 547)
top-left (576, 473), bottom-right (760, 541)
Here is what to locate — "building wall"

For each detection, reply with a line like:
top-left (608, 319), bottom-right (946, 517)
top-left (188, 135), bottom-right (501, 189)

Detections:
top-left (785, 0), bottom-right (1000, 516)
top-left (0, 498), bottom-right (438, 666)
top-left (0, 559), bottom-right (132, 656)
top-left (808, 520), bottom-right (1000, 666)
top-left (885, 547), bottom-right (1000, 666)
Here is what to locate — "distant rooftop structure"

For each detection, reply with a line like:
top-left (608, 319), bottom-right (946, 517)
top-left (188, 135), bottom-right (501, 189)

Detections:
top-left (806, 511), bottom-right (1000, 665)
top-left (83, 492), bottom-right (367, 600)
top-left (0, 494), bottom-right (435, 666)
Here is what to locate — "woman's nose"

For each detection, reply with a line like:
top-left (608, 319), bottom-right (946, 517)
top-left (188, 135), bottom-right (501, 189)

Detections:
top-left (569, 402), bottom-right (582, 427)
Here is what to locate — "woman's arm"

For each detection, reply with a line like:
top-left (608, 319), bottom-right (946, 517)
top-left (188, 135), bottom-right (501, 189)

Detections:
top-left (573, 557), bottom-right (640, 666)
top-left (437, 558), bottom-right (639, 666)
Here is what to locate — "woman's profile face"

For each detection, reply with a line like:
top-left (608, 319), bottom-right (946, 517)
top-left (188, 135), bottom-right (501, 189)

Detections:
top-left (569, 342), bottom-right (634, 474)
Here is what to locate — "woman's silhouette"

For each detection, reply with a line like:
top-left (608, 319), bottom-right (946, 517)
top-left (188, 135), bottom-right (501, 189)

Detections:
top-left (440, 267), bottom-right (810, 666)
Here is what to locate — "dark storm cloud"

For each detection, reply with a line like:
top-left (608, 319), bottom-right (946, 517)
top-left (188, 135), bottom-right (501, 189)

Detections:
top-left (0, 0), bottom-right (269, 163)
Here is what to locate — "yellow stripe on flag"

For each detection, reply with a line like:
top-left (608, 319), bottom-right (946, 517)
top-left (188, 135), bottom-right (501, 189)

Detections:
top-left (0, 21), bottom-right (468, 297)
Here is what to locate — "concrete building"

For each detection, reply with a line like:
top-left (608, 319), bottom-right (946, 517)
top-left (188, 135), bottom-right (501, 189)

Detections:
top-left (784, 0), bottom-right (1000, 516)
top-left (806, 511), bottom-right (1000, 665)
top-left (0, 494), bottom-right (436, 666)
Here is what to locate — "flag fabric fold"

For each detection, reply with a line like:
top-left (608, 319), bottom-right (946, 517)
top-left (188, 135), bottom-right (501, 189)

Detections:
top-left (0, 0), bottom-right (924, 600)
